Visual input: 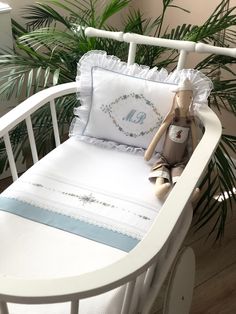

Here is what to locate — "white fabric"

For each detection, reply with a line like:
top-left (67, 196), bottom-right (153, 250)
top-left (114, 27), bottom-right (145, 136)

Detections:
top-left (70, 50), bottom-right (213, 152)
top-left (0, 137), bottom-right (162, 314)
top-left (79, 67), bottom-right (174, 150)
top-left (2, 138), bottom-right (160, 242)
top-left (2, 171), bottom-right (157, 241)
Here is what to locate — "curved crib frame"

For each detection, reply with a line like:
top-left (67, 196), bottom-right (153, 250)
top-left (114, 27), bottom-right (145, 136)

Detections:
top-left (0, 28), bottom-right (231, 314)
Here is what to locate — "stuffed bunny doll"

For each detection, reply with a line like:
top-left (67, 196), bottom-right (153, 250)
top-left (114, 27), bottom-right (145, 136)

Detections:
top-left (145, 78), bottom-right (199, 200)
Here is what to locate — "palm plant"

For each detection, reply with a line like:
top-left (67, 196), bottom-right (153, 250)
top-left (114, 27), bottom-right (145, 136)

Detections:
top-left (0, 0), bottom-right (235, 239)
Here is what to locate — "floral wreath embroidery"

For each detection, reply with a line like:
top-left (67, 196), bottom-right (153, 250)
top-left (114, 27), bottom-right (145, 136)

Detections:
top-left (100, 93), bottom-right (163, 137)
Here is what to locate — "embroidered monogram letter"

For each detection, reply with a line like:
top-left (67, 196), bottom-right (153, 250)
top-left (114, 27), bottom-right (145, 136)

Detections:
top-left (123, 110), bottom-right (147, 125)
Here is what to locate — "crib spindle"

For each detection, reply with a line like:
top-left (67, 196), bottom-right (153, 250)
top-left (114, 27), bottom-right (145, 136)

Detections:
top-left (0, 301), bottom-right (9, 314)
top-left (177, 49), bottom-right (188, 70)
top-left (127, 42), bottom-right (137, 65)
top-left (121, 280), bottom-right (136, 314)
top-left (3, 132), bottom-right (18, 181)
top-left (139, 263), bottom-right (157, 311)
top-left (50, 99), bottom-right (60, 147)
top-left (25, 116), bottom-right (39, 164)
top-left (129, 272), bottom-right (146, 313)
top-left (70, 299), bottom-right (79, 314)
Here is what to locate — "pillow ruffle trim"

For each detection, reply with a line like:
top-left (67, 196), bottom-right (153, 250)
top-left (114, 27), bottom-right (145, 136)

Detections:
top-left (71, 134), bottom-right (147, 155)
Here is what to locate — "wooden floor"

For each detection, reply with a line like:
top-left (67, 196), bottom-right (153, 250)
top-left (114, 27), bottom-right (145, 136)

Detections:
top-left (0, 177), bottom-right (235, 313)
top-left (0, 176), bottom-right (13, 193)
top-left (187, 206), bottom-right (236, 314)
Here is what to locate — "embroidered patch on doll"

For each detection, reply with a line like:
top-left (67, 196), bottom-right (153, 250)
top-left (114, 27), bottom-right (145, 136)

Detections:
top-left (168, 125), bottom-right (189, 143)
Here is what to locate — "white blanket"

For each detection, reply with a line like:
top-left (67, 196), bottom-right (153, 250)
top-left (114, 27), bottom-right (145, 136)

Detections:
top-left (1, 137), bottom-right (162, 251)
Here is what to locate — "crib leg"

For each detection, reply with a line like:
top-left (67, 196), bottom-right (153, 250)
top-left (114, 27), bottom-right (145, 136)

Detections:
top-left (70, 300), bottom-right (79, 314)
top-left (163, 247), bottom-right (195, 314)
top-left (0, 302), bottom-right (9, 314)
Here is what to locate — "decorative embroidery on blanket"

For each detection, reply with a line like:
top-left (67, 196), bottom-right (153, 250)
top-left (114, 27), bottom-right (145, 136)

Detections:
top-left (29, 181), bottom-right (151, 221)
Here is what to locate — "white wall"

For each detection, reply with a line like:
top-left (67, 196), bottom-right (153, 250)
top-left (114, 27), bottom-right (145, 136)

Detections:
top-left (133, 0), bottom-right (223, 27)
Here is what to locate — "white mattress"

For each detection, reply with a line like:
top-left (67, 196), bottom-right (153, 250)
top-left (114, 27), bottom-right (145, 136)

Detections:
top-left (0, 137), bottom-right (162, 314)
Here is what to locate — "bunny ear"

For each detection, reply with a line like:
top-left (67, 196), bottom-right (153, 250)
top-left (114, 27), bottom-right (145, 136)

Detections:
top-left (168, 69), bottom-right (213, 107)
top-left (166, 69), bottom-right (213, 108)
top-left (162, 94), bottom-right (177, 123)
top-left (172, 78), bottom-right (194, 93)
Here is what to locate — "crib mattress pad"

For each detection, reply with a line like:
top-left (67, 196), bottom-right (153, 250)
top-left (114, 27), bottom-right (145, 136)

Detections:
top-left (1, 137), bottom-right (161, 252)
top-left (0, 137), bottom-right (162, 314)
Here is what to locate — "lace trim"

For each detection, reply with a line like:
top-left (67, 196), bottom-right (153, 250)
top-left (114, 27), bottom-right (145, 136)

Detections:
top-left (5, 195), bottom-right (142, 239)
top-left (70, 134), bottom-right (146, 155)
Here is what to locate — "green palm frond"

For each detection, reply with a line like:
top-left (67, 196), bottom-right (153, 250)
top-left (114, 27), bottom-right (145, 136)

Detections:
top-left (123, 9), bottom-right (146, 34)
top-left (165, 24), bottom-right (198, 40)
top-left (155, 0), bottom-right (190, 37)
top-left (187, 0), bottom-right (236, 43)
top-left (98, 0), bottom-right (130, 28)
top-left (211, 79), bottom-right (236, 114)
top-left (0, 50), bottom-right (72, 100)
top-left (23, 4), bottom-right (71, 30)
top-left (11, 19), bottom-right (28, 39)
top-left (194, 135), bottom-right (236, 241)
top-left (18, 28), bottom-right (79, 51)
top-left (43, 1), bottom-right (91, 26)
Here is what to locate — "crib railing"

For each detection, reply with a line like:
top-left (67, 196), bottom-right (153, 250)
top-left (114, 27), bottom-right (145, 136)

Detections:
top-left (0, 82), bottom-right (76, 181)
top-left (0, 28), bottom-right (226, 313)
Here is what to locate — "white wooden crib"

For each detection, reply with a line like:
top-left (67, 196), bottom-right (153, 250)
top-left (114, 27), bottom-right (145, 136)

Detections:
top-left (0, 27), bottom-right (233, 314)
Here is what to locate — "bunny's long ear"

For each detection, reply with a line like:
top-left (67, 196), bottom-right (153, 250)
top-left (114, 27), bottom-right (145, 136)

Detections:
top-left (162, 93), bottom-right (176, 123)
top-left (188, 94), bottom-right (195, 118)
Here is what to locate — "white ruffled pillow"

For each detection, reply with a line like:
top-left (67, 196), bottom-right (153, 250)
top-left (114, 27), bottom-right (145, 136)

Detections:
top-left (70, 51), bottom-right (213, 153)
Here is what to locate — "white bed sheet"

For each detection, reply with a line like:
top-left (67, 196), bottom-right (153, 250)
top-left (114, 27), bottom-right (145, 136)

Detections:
top-left (0, 137), bottom-right (162, 314)
top-left (2, 137), bottom-right (161, 250)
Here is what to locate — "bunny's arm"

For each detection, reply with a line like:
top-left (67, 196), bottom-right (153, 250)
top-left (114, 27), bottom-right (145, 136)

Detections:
top-left (144, 115), bottom-right (173, 161)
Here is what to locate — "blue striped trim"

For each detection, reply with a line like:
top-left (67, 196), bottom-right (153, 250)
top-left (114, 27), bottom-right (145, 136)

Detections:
top-left (0, 196), bottom-right (139, 252)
